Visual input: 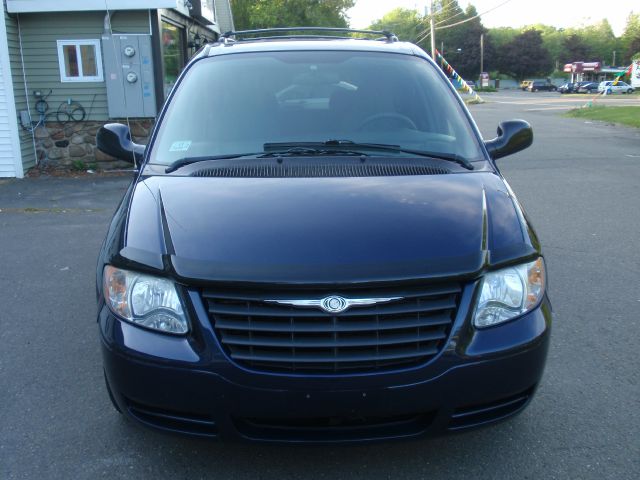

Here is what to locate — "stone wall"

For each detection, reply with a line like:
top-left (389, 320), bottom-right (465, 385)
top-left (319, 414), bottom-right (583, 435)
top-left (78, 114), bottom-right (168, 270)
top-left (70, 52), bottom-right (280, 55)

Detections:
top-left (33, 119), bottom-right (154, 171)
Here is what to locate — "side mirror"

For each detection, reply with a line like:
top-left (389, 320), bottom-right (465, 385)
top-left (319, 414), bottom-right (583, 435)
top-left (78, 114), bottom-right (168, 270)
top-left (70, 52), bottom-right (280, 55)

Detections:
top-left (96, 123), bottom-right (145, 167)
top-left (484, 120), bottom-right (533, 160)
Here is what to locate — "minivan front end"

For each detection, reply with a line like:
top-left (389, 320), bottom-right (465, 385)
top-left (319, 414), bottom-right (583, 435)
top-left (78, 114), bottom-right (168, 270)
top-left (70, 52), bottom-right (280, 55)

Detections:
top-left (96, 33), bottom-right (551, 443)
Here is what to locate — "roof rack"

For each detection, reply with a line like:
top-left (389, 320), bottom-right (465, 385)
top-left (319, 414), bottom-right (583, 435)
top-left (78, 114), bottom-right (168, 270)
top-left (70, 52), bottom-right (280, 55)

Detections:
top-left (220, 27), bottom-right (398, 43)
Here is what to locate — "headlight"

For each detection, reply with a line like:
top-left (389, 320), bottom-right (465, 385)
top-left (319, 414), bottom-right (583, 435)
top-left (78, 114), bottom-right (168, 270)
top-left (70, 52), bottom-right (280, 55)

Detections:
top-left (103, 265), bottom-right (189, 334)
top-left (473, 258), bottom-right (545, 328)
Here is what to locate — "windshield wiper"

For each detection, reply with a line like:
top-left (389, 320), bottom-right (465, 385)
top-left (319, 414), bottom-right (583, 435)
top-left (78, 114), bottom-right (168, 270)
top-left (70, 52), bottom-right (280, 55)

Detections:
top-left (259, 146), bottom-right (366, 158)
top-left (166, 141), bottom-right (473, 173)
top-left (326, 140), bottom-right (475, 170)
top-left (165, 152), bottom-right (264, 173)
top-left (166, 147), bottom-right (369, 173)
top-left (265, 140), bottom-right (475, 170)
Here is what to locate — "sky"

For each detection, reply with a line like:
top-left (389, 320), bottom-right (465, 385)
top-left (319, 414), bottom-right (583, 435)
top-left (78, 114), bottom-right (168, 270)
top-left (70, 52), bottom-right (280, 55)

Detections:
top-left (347, 0), bottom-right (634, 36)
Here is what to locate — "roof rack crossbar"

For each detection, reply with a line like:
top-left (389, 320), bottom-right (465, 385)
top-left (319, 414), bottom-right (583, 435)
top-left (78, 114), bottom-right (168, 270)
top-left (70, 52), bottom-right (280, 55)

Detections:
top-left (221, 27), bottom-right (398, 42)
top-left (228, 35), bottom-right (355, 42)
top-left (224, 34), bottom-right (397, 43)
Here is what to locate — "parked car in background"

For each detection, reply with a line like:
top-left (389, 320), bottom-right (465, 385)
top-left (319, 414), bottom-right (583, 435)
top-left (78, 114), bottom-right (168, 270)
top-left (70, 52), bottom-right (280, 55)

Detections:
top-left (598, 81), bottom-right (634, 94)
top-left (576, 82), bottom-right (598, 94)
top-left (558, 83), bottom-right (576, 94)
top-left (569, 81), bottom-right (592, 92)
top-left (465, 79), bottom-right (476, 89)
top-left (528, 80), bottom-right (557, 92)
top-left (520, 80), bottom-right (532, 90)
top-left (95, 27), bottom-right (550, 443)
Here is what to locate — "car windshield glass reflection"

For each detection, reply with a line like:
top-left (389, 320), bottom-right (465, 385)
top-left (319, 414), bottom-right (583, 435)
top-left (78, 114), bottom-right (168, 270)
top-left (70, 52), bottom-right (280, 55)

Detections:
top-left (150, 51), bottom-right (484, 166)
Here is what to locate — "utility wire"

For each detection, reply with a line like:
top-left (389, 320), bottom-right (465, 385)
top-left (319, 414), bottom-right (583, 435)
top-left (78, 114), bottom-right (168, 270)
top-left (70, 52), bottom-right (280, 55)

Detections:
top-left (413, 8), bottom-right (466, 43)
top-left (416, 0), bottom-right (515, 44)
top-left (437, 0), bottom-right (514, 30)
top-left (416, 1), bottom-right (465, 44)
top-left (435, 8), bottom-right (466, 26)
top-left (416, 2), bottom-right (466, 44)
top-left (423, 0), bottom-right (459, 18)
top-left (414, 1), bottom-right (460, 34)
top-left (103, 0), bottom-right (138, 168)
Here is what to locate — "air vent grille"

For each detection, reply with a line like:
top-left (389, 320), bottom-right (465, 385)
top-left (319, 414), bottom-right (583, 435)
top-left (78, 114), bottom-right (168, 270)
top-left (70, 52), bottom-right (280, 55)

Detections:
top-left (191, 164), bottom-right (450, 178)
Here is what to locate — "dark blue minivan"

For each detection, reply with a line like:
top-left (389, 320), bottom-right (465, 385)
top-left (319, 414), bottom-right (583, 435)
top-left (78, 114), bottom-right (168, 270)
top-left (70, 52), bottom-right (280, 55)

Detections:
top-left (96, 28), bottom-right (550, 443)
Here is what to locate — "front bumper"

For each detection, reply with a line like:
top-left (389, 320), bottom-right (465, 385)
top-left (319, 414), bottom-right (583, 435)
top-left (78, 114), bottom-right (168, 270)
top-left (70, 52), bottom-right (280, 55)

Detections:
top-left (99, 288), bottom-right (552, 443)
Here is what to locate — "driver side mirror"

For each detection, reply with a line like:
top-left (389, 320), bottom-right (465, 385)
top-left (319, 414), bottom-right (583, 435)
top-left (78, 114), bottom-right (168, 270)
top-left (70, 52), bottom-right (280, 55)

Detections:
top-left (96, 123), bottom-right (145, 167)
top-left (484, 120), bottom-right (533, 160)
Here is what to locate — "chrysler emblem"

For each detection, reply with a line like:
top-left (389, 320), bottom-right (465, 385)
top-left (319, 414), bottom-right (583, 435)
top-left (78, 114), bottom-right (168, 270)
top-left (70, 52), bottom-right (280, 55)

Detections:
top-left (320, 295), bottom-right (349, 313)
top-left (265, 295), bottom-right (402, 313)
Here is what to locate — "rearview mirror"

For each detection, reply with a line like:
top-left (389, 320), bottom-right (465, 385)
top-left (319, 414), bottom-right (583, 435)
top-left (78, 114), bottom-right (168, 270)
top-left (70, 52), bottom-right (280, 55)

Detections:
top-left (96, 123), bottom-right (145, 167)
top-left (484, 120), bottom-right (533, 160)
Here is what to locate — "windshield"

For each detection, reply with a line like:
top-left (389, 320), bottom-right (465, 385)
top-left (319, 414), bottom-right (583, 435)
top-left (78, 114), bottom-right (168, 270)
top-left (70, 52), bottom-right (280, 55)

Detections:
top-left (149, 50), bottom-right (484, 165)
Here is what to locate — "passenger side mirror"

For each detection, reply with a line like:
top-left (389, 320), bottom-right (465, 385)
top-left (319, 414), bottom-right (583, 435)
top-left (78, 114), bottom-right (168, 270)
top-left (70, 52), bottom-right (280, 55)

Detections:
top-left (484, 120), bottom-right (533, 160)
top-left (96, 123), bottom-right (145, 167)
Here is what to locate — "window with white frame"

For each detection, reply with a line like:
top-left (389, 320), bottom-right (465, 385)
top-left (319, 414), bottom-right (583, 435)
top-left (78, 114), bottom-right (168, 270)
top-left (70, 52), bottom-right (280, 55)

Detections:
top-left (56, 40), bottom-right (103, 82)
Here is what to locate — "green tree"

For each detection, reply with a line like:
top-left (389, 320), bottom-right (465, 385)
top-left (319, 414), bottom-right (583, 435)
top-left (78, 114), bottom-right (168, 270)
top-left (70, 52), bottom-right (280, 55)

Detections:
top-left (230, 0), bottom-right (252, 30)
top-left (496, 29), bottom-right (553, 80)
top-left (488, 26), bottom-right (519, 53)
top-left (534, 25), bottom-right (565, 69)
top-left (620, 12), bottom-right (640, 63)
top-left (489, 20), bottom-right (624, 72)
top-left (439, 5), bottom-right (491, 79)
top-left (580, 20), bottom-right (617, 64)
top-left (231, 0), bottom-right (355, 30)
top-left (369, 8), bottom-right (423, 43)
top-left (561, 33), bottom-right (591, 64)
top-left (628, 37), bottom-right (640, 60)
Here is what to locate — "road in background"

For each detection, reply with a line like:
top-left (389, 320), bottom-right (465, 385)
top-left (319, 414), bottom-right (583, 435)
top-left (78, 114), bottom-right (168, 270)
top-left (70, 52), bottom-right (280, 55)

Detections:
top-left (1, 91), bottom-right (638, 479)
top-left (476, 89), bottom-right (639, 112)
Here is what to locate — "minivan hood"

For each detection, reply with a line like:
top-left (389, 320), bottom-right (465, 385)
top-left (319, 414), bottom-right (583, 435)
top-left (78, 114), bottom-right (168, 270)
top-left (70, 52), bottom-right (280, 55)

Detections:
top-left (122, 173), bottom-right (536, 284)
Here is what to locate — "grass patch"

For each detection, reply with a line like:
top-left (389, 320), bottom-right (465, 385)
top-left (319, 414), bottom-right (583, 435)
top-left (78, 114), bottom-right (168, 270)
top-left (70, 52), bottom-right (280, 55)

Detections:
top-left (564, 106), bottom-right (640, 128)
top-left (70, 160), bottom-right (87, 171)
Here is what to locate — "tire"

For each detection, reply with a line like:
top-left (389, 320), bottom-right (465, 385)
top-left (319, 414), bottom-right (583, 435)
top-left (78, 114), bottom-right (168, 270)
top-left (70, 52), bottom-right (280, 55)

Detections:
top-left (628, 89), bottom-right (633, 94)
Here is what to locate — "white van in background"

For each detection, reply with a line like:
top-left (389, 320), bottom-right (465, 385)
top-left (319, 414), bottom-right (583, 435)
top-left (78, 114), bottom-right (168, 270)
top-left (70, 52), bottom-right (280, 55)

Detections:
top-left (631, 60), bottom-right (640, 89)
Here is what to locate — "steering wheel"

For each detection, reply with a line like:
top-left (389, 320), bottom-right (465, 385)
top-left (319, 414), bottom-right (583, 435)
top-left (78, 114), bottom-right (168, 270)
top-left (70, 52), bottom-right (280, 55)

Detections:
top-left (357, 112), bottom-right (418, 131)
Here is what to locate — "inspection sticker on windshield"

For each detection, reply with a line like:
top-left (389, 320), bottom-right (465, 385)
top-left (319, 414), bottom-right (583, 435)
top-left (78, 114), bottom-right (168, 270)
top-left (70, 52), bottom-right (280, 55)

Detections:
top-left (169, 140), bottom-right (191, 152)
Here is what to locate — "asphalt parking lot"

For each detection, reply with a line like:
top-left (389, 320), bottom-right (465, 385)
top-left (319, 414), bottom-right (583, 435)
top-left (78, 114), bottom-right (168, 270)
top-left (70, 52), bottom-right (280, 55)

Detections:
top-left (1, 90), bottom-right (639, 479)
top-left (478, 88), bottom-right (639, 112)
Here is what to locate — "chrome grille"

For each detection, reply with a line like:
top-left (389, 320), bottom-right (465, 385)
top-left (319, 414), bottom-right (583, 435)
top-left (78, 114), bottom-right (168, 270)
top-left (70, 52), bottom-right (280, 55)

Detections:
top-left (202, 283), bottom-right (460, 374)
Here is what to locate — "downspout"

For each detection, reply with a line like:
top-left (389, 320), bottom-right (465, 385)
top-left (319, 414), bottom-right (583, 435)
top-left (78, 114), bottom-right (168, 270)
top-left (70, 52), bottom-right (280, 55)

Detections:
top-left (16, 13), bottom-right (37, 168)
top-left (103, 11), bottom-right (111, 33)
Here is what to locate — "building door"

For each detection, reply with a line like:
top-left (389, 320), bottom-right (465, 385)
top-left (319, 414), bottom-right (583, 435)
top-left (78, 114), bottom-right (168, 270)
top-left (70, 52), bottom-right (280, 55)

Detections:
top-left (161, 19), bottom-right (186, 99)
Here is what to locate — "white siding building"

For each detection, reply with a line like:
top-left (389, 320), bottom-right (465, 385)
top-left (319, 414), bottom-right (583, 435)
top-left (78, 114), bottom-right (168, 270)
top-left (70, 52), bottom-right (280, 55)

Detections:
top-left (0, 8), bottom-right (23, 177)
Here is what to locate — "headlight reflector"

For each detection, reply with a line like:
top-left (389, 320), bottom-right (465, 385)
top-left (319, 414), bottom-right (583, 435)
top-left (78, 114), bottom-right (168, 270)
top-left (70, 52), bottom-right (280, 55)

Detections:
top-left (474, 258), bottom-right (545, 328)
top-left (103, 265), bottom-right (188, 334)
